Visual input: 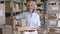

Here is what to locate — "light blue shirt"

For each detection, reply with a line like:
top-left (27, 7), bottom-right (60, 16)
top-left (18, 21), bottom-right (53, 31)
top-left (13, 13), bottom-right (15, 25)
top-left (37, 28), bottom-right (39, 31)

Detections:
top-left (15, 11), bottom-right (41, 27)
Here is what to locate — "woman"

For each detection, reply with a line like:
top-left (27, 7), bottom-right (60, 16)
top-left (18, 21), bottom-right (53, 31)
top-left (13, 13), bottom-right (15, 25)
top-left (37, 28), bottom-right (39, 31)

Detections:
top-left (13, 1), bottom-right (41, 34)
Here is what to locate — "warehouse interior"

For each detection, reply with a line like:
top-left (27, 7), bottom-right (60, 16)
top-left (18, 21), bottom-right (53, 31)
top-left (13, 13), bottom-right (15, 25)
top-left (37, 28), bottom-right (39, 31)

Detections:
top-left (0, 0), bottom-right (60, 34)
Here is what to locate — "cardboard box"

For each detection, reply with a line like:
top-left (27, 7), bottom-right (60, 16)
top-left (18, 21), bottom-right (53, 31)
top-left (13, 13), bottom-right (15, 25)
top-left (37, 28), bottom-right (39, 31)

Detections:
top-left (0, 3), bottom-right (5, 25)
top-left (5, 1), bottom-right (10, 7)
top-left (5, 1), bottom-right (12, 12)
top-left (5, 7), bottom-right (12, 12)
top-left (13, 3), bottom-right (21, 12)
top-left (17, 27), bottom-right (27, 31)
top-left (48, 20), bottom-right (58, 27)
top-left (6, 17), bottom-right (13, 25)
top-left (0, 25), bottom-right (12, 34)
top-left (4, 25), bottom-right (13, 34)
top-left (48, 14), bottom-right (57, 19)
top-left (48, 3), bottom-right (60, 13)
top-left (16, 19), bottom-right (26, 27)
top-left (13, 27), bottom-right (27, 34)
top-left (24, 0), bottom-right (26, 2)
top-left (21, 19), bottom-right (26, 27)
top-left (23, 5), bottom-right (27, 10)
top-left (0, 28), bottom-right (3, 34)
top-left (36, 0), bottom-right (41, 3)
top-left (13, 31), bottom-right (21, 34)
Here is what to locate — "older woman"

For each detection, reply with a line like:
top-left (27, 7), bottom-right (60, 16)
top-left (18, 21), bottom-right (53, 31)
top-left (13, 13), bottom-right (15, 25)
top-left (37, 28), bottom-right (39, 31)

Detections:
top-left (13, 1), bottom-right (41, 34)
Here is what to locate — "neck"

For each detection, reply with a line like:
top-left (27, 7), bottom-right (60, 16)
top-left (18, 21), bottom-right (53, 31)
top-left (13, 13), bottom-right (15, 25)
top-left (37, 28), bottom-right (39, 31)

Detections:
top-left (29, 10), bottom-right (33, 14)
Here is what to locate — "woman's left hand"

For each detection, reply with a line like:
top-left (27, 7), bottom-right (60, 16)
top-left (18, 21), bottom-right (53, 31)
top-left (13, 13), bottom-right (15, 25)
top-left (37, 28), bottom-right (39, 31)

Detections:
top-left (26, 27), bottom-right (36, 32)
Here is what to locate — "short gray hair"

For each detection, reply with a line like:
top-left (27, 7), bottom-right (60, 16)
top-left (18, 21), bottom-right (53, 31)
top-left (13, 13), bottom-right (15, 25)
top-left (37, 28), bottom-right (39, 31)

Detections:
top-left (27, 1), bottom-right (37, 10)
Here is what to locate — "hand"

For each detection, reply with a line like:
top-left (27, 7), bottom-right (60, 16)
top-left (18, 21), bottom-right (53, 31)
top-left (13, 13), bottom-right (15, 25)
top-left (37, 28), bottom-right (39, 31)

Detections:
top-left (26, 27), bottom-right (36, 32)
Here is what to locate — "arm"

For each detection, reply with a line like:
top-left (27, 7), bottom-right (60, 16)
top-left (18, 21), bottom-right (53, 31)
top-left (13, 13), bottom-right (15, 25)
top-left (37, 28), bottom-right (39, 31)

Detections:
top-left (13, 17), bottom-right (17, 31)
top-left (15, 13), bottom-right (25, 19)
top-left (13, 13), bottom-right (25, 31)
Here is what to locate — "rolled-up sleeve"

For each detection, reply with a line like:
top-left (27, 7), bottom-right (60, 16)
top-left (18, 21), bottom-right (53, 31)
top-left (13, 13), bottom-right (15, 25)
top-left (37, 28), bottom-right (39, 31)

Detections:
top-left (15, 13), bottom-right (25, 19)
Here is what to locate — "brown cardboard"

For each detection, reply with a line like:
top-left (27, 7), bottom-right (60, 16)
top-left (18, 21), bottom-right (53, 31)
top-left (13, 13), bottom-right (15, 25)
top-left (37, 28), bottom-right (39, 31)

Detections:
top-left (6, 17), bottom-right (13, 25)
top-left (16, 19), bottom-right (26, 27)
top-left (5, 1), bottom-right (12, 12)
top-left (48, 14), bottom-right (57, 19)
top-left (5, 7), bottom-right (12, 12)
top-left (0, 3), bottom-right (5, 25)
top-left (17, 27), bottom-right (27, 31)
top-left (36, 0), bottom-right (41, 3)
top-left (13, 3), bottom-right (21, 12)
top-left (48, 5), bottom-right (60, 12)
top-left (4, 25), bottom-right (13, 34)
top-left (0, 28), bottom-right (2, 34)
top-left (24, 0), bottom-right (26, 2)
top-left (48, 20), bottom-right (58, 27)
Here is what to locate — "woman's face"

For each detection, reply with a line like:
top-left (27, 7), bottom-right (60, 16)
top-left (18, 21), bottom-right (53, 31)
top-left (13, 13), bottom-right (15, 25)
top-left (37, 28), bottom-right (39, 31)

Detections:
top-left (27, 3), bottom-right (34, 12)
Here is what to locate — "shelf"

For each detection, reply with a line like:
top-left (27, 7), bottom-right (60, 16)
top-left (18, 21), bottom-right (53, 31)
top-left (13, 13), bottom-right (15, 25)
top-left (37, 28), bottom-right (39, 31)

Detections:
top-left (23, 2), bottom-right (44, 5)
top-left (5, 0), bottom-right (11, 1)
top-left (0, 0), bottom-right (10, 1)
top-left (13, 9), bottom-right (21, 13)
top-left (12, 0), bottom-right (21, 3)
top-left (0, 1), bottom-right (4, 3)
top-left (5, 11), bottom-right (20, 17)
top-left (0, 0), bottom-right (4, 1)
top-left (36, 2), bottom-right (44, 5)
top-left (48, 14), bottom-right (57, 19)
top-left (37, 7), bottom-right (44, 9)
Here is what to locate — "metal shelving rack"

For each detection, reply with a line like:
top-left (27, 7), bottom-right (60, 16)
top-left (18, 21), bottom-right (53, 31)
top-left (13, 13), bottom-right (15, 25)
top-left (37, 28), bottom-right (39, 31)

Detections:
top-left (46, 0), bottom-right (60, 34)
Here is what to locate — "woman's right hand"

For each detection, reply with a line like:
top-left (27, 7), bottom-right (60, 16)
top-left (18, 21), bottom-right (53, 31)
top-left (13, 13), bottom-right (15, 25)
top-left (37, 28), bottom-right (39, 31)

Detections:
top-left (26, 27), bottom-right (35, 32)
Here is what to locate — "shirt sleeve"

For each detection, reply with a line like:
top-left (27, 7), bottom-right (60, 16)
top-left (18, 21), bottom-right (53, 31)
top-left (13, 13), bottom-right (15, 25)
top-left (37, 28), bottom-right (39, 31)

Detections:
top-left (15, 13), bottom-right (25, 19)
top-left (36, 14), bottom-right (41, 26)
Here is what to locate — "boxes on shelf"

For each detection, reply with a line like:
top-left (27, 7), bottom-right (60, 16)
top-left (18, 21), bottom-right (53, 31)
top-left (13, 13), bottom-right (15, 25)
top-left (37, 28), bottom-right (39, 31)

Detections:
top-left (48, 14), bottom-right (57, 19)
top-left (12, 0), bottom-right (21, 3)
top-left (48, 28), bottom-right (58, 34)
top-left (16, 4), bottom-right (20, 11)
top-left (13, 3), bottom-right (16, 12)
top-left (0, 28), bottom-right (3, 34)
top-left (13, 2), bottom-right (21, 12)
top-left (13, 27), bottom-right (27, 34)
top-left (0, 3), bottom-right (5, 25)
top-left (5, 7), bottom-right (12, 12)
top-left (6, 17), bottom-right (13, 25)
top-left (13, 19), bottom-right (27, 34)
top-left (5, 1), bottom-right (12, 12)
top-left (23, 5), bottom-right (27, 10)
top-left (58, 20), bottom-right (60, 27)
top-left (24, 0), bottom-right (26, 2)
top-left (17, 27), bottom-right (27, 31)
top-left (48, 2), bottom-right (60, 12)
top-left (48, 19), bottom-right (58, 27)
top-left (4, 25), bottom-right (12, 34)
top-left (36, 0), bottom-right (41, 3)
top-left (16, 19), bottom-right (26, 27)
top-left (5, 0), bottom-right (11, 1)
top-left (0, 25), bottom-right (12, 34)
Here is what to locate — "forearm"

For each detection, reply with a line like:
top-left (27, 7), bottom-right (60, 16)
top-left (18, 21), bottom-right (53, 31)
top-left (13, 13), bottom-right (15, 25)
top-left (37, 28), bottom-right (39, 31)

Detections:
top-left (13, 17), bottom-right (17, 28)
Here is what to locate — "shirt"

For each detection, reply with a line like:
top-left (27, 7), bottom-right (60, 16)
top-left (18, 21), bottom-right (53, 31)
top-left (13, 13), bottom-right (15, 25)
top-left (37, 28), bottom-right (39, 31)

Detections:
top-left (15, 11), bottom-right (41, 27)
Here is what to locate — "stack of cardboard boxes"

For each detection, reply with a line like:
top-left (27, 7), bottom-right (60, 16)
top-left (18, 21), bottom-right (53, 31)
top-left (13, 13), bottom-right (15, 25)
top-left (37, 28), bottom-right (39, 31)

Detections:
top-left (0, 1), bottom-right (5, 25)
